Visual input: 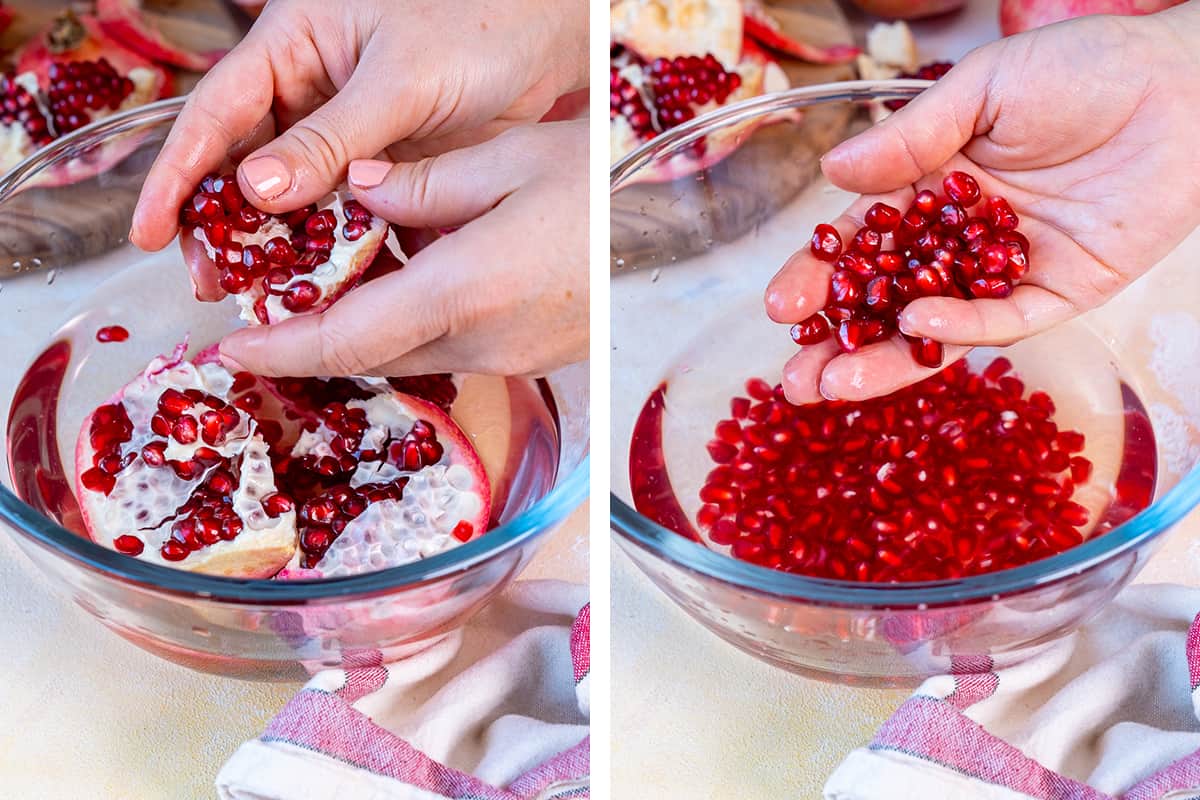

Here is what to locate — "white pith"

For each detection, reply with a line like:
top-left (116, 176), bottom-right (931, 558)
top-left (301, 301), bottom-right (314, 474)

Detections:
top-left (192, 190), bottom-right (388, 325)
top-left (611, 0), bottom-right (744, 68)
top-left (287, 391), bottom-right (486, 578)
top-left (79, 348), bottom-right (296, 572)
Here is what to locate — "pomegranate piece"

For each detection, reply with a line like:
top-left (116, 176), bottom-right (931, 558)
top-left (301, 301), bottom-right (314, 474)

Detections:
top-left (279, 391), bottom-right (491, 577)
top-left (75, 343), bottom-right (296, 578)
top-left (95, 0), bottom-right (227, 71)
top-left (741, 0), bottom-right (859, 64)
top-left (182, 174), bottom-right (389, 325)
top-left (700, 359), bottom-right (1095, 581)
top-left (0, 10), bottom-right (171, 183)
top-left (795, 170), bottom-right (1029, 369)
top-left (609, 0), bottom-right (791, 173)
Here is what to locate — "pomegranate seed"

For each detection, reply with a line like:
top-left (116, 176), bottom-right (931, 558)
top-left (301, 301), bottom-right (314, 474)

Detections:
top-left (452, 520), bottom-right (474, 542)
top-left (907, 336), bottom-right (944, 368)
top-left (810, 224), bottom-right (842, 262)
top-left (95, 325), bottom-right (129, 343)
top-left (281, 281), bottom-right (320, 313)
top-left (171, 415), bottom-right (199, 444)
top-left (261, 492), bottom-right (295, 518)
top-left (943, 171), bottom-right (981, 206)
top-left (790, 314), bottom-right (830, 345)
top-left (864, 203), bottom-right (901, 233)
top-left (160, 540), bottom-right (189, 561)
top-left (113, 534), bottom-right (144, 556)
top-left (80, 467), bottom-right (116, 495)
top-left (158, 388), bottom-right (193, 417)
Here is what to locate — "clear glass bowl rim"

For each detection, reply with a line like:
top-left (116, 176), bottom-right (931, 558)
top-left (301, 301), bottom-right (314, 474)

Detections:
top-left (0, 96), bottom-right (589, 602)
top-left (609, 79), bottom-right (1200, 607)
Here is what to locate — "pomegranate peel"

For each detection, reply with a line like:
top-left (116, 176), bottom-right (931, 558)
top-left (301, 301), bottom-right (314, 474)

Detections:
top-left (95, 0), bottom-right (227, 71)
top-left (741, 1), bottom-right (859, 64)
top-left (75, 343), bottom-right (297, 578)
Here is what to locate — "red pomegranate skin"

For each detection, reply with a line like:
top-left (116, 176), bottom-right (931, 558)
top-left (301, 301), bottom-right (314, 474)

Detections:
top-left (849, 0), bottom-right (965, 20)
top-left (1000, 0), bottom-right (1183, 34)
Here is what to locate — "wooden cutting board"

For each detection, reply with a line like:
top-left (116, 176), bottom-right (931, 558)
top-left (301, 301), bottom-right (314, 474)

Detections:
top-left (0, 1), bottom-right (245, 276)
top-left (611, 0), bottom-right (859, 271)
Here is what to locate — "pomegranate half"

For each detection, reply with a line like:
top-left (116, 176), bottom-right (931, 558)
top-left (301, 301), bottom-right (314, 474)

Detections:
top-left (95, 0), bottom-right (226, 71)
top-left (181, 174), bottom-right (388, 325)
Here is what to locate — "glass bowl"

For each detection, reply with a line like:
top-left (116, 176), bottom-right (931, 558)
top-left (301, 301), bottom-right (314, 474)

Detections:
top-left (610, 81), bottom-right (1200, 687)
top-left (0, 98), bottom-right (589, 680)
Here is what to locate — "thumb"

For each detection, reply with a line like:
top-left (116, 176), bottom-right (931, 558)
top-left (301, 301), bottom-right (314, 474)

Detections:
top-left (234, 62), bottom-right (418, 213)
top-left (821, 53), bottom-right (992, 193)
top-left (346, 125), bottom-right (555, 228)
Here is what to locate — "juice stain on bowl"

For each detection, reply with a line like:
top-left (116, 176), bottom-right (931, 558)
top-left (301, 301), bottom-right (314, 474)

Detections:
top-left (8, 333), bottom-right (561, 577)
top-left (631, 356), bottom-right (1157, 582)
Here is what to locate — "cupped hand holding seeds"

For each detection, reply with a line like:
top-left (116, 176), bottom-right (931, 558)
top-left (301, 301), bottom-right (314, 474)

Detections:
top-left (767, 8), bottom-right (1200, 405)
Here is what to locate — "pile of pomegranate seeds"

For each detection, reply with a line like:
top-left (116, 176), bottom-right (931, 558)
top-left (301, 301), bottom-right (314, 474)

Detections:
top-left (80, 402), bottom-right (134, 495)
top-left (885, 61), bottom-right (954, 110)
top-left (699, 357), bottom-right (1094, 582)
top-left (44, 58), bottom-right (134, 134)
top-left (793, 170), bottom-right (1029, 368)
top-left (610, 49), bottom-right (741, 145)
top-left (181, 173), bottom-right (374, 322)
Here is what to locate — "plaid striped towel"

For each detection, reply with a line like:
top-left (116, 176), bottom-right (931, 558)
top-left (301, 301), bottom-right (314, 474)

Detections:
top-left (825, 584), bottom-right (1200, 800)
top-left (217, 580), bottom-right (589, 800)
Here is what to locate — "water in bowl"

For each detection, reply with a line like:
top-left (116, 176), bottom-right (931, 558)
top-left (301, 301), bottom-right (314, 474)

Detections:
top-left (6, 247), bottom-right (561, 563)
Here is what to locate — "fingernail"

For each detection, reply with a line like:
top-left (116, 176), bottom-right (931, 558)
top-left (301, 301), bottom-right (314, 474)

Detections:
top-left (218, 347), bottom-right (250, 374)
top-left (240, 155), bottom-right (291, 201)
top-left (349, 159), bottom-right (391, 189)
top-left (819, 379), bottom-right (838, 401)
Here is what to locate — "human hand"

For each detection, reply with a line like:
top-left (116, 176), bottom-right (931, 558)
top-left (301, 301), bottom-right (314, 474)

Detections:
top-left (130, 0), bottom-right (587, 260)
top-left (215, 121), bottom-right (588, 378)
top-left (766, 7), bottom-right (1200, 404)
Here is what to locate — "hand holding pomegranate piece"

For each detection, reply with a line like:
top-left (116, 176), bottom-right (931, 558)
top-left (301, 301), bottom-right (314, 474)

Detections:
top-left (129, 0), bottom-right (588, 255)
top-left (767, 7), bottom-right (1200, 404)
top-left (216, 122), bottom-right (589, 380)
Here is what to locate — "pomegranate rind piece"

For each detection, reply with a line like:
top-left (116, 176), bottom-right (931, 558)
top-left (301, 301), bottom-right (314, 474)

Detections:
top-left (0, 11), bottom-right (172, 184)
top-left (611, 47), bottom-right (791, 180)
top-left (741, 1), bottom-right (859, 64)
top-left (282, 391), bottom-right (492, 579)
top-left (611, 0), bottom-right (745, 69)
top-left (75, 344), bottom-right (297, 578)
top-left (95, 0), bottom-right (227, 71)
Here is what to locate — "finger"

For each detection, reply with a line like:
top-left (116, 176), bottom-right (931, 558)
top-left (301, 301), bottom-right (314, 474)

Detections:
top-left (820, 337), bottom-right (971, 402)
top-left (349, 124), bottom-right (567, 229)
top-left (234, 50), bottom-right (446, 213)
top-left (180, 234), bottom-right (225, 301)
top-left (765, 189), bottom-right (914, 324)
top-left (131, 46), bottom-right (275, 251)
top-left (898, 285), bottom-right (1076, 345)
top-left (217, 230), bottom-right (473, 377)
top-left (780, 337), bottom-right (841, 405)
top-left (821, 52), bottom-right (992, 194)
